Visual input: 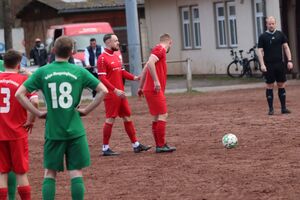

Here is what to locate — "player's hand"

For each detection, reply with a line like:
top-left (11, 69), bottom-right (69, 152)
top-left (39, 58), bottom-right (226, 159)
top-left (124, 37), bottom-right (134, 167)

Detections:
top-left (19, 68), bottom-right (32, 76)
top-left (114, 88), bottom-right (126, 99)
top-left (154, 81), bottom-right (161, 93)
top-left (23, 122), bottom-right (34, 134)
top-left (38, 111), bottom-right (47, 119)
top-left (77, 108), bottom-right (87, 116)
top-left (287, 62), bottom-right (293, 71)
top-left (134, 76), bottom-right (141, 81)
top-left (85, 65), bottom-right (92, 69)
top-left (137, 88), bottom-right (144, 98)
top-left (261, 65), bottom-right (267, 72)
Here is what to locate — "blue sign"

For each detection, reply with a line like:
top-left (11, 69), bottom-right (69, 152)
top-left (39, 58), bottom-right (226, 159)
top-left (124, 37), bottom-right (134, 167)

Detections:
top-left (0, 43), bottom-right (5, 53)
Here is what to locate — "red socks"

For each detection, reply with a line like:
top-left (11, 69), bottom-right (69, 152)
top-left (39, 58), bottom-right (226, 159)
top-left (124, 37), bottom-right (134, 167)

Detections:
top-left (0, 188), bottom-right (8, 200)
top-left (18, 185), bottom-right (31, 200)
top-left (103, 123), bottom-right (113, 145)
top-left (152, 121), bottom-right (158, 146)
top-left (124, 121), bottom-right (137, 143)
top-left (155, 120), bottom-right (166, 147)
top-left (0, 185), bottom-right (30, 200)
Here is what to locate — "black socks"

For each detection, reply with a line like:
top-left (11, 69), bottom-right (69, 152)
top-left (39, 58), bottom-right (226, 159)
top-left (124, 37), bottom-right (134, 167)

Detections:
top-left (278, 88), bottom-right (286, 110)
top-left (266, 89), bottom-right (273, 110)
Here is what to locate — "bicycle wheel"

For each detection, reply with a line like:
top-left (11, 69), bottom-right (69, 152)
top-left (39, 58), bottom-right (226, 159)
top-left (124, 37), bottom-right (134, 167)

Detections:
top-left (227, 61), bottom-right (244, 78)
top-left (248, 59), bottom-right (263, 78)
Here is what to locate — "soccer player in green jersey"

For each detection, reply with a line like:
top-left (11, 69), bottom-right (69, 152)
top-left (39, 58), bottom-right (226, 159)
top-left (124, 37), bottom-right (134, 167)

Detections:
top-left (16, 36), bottom-right (108, 200)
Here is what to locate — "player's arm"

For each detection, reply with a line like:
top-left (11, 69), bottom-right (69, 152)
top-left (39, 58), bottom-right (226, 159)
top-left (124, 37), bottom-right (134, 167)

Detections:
top-left (147, 54), bottom-right (160, 92)
top-left (122, 68), bottom-right (139, 81)
top-left (19, 67), bottom-right (32, 76)
top-left (15, 85), bottom-right (47, 118)
top-left (84, 48), bottom-right (91, 68)
top-left (77, 82), bottom-right (108, 116)
top-left (283, 43), bottom-right (293, 70)
top-left (23, 96), bottom-right (39, 133)
top-left (137, 63), bottom-right (149, 97)
top-left (256, 48), bottom-right (266, 72)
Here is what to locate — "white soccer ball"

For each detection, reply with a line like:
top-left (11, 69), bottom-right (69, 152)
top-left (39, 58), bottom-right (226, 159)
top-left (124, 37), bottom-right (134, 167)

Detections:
top-left (222, 133), bottom-right (238, 149)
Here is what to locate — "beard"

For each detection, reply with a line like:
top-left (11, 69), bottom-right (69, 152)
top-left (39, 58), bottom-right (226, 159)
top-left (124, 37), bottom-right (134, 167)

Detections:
top-left (166, 47), bottom-right (170, 53)
top-left (111, 46), bottom-right (119, 51)
top-left (268, 27), bottom-right (275, 32)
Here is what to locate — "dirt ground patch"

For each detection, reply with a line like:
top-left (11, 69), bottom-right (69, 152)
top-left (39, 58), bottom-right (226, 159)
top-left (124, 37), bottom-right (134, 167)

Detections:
top-left (27, 83), bottom-right (300, 200)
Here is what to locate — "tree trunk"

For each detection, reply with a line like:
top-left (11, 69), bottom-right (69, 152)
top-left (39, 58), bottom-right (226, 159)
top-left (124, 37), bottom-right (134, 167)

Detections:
top-left (3, 0), bottom-right (13, 50)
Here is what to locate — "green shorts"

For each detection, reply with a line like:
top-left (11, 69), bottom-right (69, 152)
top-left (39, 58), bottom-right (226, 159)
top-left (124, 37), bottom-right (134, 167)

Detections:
top-left (44, 135), bottom-right (90, 171)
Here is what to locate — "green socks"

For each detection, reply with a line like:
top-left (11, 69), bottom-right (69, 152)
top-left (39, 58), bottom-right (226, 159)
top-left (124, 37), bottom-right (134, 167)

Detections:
top-left (42, 178), bottom-right (56, 200)
top-left (71, 177), bottom-right (85, 200)
top-left (8, 172), bottom-right (16, 200)
top-left (41, 177), bottom-right (84, 200)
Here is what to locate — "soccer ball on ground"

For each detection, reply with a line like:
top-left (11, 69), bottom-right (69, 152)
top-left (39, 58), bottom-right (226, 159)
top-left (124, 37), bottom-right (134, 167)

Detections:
top-left (222, 133), bottom-right (238, 149)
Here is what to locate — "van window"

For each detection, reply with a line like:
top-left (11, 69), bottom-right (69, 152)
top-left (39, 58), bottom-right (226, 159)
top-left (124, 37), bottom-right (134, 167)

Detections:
top-left (54, 29), bottom-right (63, 41)
top-left (70, 34), bottom-right (106, 52)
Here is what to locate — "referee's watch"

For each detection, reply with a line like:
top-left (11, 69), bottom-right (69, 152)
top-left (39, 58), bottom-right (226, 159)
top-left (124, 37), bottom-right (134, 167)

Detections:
top-left (287, 60), bottom-right (293, 63)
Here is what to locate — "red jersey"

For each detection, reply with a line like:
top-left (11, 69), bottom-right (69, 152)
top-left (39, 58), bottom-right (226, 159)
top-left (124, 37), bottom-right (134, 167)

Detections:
top-left (0, 72), bottom-right (37, 140)
top-left (143, 45), bottom-right (167, 92)
top-left (97, 48), bottom-right (134, 93)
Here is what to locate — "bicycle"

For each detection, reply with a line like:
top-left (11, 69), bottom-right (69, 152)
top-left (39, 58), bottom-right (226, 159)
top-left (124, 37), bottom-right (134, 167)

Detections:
top-left (227, 46), bottom-right (263, 78)
top-left (247, 46), bottom-right (263, 78)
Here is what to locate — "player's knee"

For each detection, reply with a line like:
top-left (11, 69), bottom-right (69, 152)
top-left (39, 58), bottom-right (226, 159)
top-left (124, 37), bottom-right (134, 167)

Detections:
top-left (122, 116), bottom-right (131, 122)
top-left (69, 170), bottom-right (83, 179)
top-left (105, 118), bottom-right (115, 124)
top-left (277, 82), bottom-right (285, 88)
top-left (44, 169), bottom-right (57, 179)
top-left (266, 83), bottom-right (274, 89)
top-left (15, 173), bottom-right (29, 186)
top-left (158, 113), bottom-right (168, 121)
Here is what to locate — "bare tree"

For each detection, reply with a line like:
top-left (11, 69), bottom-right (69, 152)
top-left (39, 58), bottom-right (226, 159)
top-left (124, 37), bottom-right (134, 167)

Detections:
top-left (2, 0), bottom-right (13, 50)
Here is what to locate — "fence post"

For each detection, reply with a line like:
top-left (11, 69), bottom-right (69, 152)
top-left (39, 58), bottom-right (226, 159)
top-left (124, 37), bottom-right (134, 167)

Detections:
top-left (186, 58), bottom-right (192, 92)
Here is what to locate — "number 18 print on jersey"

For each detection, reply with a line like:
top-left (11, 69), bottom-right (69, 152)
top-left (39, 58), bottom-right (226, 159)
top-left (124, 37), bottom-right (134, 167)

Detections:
top-left (23, 61), bottom-right (100, 140)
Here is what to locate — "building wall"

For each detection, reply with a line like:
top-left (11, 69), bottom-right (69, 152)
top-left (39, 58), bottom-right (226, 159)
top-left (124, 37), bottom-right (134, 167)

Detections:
top-left (145, 0), bottom-right (281, 75)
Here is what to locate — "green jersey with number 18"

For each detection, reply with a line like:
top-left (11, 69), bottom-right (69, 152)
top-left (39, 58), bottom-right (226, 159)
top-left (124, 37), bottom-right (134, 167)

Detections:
top-left (23, 61), bottom-right (100, 140)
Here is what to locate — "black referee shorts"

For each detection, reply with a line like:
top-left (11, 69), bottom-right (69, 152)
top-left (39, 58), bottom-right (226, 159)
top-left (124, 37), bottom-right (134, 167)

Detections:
top-left (264, 62), bottom-right (287, 84)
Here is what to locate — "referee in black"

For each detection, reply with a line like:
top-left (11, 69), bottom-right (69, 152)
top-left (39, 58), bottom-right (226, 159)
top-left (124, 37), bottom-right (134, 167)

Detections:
top-left (257, 16), bottom-right (293, 115)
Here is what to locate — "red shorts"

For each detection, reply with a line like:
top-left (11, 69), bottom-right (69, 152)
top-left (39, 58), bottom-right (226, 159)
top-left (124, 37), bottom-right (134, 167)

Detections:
top-left (104, 93), bottom-right (131, 118)
top-left (144, 91), bottom-right (167, 116)
top-left (0, 137), bottom-right (29, 174)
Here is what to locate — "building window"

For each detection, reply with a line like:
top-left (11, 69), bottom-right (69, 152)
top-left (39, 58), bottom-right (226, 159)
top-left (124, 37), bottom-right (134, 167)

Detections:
top-left (192, 6), bottom-right (201, 48)
top-left (215, 2), bottom-right (237, 48)
top-left (180, 6), bottom-right (201, 49)
top-left (254, 0), bottom-right (265, 43)
top-left (215, 3), bottom-right (227, 47)
top-left (227, 2), bottom-right (238, 46)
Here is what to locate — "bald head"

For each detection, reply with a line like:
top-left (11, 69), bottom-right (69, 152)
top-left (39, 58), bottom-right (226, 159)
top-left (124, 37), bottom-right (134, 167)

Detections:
top-left (266, 16), bottom-right (277, 32)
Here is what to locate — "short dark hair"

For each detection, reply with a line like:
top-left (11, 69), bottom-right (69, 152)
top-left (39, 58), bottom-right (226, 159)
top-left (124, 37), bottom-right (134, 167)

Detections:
top-left (54, 36), bottom-right (74, 58)
top-left (103, 34), bottom-right (114, 43)
top-left (3, 49), bottom-right (22, 69)
top-left (90, 38), bottom-right (96, 42)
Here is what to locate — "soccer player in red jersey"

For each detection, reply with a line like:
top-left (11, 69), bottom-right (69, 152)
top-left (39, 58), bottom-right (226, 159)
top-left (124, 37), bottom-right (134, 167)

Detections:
top-left (0, 50), bottom-right (38, 200)
top-left (97, 34), bottom-right (151, 156)
top-left (138, 33), bottom-right (176, 153)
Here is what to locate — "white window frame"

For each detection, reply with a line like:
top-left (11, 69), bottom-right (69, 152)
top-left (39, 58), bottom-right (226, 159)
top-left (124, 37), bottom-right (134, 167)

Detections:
top-left (254, 0), bottom-right (265, 43)
top-left (215, 3), bottom-right (227, 47)
top-left (180, 6), bottom-right (202, 50)
top-left (191, 6), bottom-right (201, 48)
top-left (227, 2), bottom-right (238, 47)
top-left (181, 7), bottom-right (192, 49)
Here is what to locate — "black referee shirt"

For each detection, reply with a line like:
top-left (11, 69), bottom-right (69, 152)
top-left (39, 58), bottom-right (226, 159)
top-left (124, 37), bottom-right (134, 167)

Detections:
top-left (258, 30), bottom-right (288, 63)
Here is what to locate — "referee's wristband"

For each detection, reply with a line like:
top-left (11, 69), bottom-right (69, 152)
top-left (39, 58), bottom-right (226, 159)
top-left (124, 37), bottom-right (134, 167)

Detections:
top-left (287, 60), bottom-right (293, 63)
